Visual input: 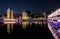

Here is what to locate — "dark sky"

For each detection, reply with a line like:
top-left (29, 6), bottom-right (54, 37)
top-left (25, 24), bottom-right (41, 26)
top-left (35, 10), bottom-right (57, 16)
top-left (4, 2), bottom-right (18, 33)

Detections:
top-left (0, 0), bottom-right (60, 14)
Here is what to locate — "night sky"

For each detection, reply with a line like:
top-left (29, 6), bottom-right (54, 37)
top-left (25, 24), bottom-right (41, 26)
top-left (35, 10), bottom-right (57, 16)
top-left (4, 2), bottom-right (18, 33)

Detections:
top-left (0, 0), bottom-right (60, 14)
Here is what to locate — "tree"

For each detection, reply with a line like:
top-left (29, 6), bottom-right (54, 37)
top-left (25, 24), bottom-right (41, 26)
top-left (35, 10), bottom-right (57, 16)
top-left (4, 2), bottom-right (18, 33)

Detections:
top-left (25, 10), bottom-right (31, 16)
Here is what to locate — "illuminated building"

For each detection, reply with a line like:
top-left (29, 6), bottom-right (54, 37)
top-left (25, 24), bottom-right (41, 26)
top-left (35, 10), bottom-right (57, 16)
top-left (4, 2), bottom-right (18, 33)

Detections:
top-left (22, 11), bottom-right (29, 29)
top-left (7, 8), bottom-right (14, 19)
top-left (11, 10), bottom-right (13, 19)
top-left (22, 11), bottom-right (28, 19)
top-left (7, 8), bottom-right (14, 33)
top-left (7, 8), bottom-right (10, 19)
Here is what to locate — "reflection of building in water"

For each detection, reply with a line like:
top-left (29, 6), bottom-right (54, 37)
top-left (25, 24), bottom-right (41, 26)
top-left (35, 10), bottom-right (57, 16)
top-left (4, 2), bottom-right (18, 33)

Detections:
top-left (22, 22), bottom-right (29, 28)
top-left (22, 11), bottom-right (29, 29)
top-left (7, 8), bottom-right (14, 33)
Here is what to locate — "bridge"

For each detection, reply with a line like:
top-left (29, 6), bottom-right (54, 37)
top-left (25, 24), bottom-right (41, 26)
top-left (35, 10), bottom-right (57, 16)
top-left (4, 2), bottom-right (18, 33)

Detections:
top-left (48, 8), bottom-right (60, 39)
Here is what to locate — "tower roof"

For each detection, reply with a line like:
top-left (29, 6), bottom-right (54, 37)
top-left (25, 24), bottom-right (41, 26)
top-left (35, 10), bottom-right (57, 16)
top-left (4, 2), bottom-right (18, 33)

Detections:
top-left (7, 8), bottom-right (13, 10)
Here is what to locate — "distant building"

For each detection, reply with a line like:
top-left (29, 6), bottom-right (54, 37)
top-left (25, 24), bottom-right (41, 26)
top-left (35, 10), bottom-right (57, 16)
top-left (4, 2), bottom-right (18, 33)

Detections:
top-left (31, 13), bottom-right (42, 18)
top-left (22, 11), bottom-right (29, 19)
top-left (7, 8), bottom-right (13, 19)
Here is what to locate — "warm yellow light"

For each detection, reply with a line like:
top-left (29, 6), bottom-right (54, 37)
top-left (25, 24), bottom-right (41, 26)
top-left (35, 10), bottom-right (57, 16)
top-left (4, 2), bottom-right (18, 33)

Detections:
top-left (7, 24), bottom-right (10, 33)
top-left (22, 22), bottom-right (29, 28)
top-left (22, 12), bottom-right (29, 19)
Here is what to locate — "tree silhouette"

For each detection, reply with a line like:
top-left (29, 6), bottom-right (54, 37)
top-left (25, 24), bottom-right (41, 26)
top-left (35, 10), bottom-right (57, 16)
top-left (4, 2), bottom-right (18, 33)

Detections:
top-left (25, 10), bottom-right (31, 16)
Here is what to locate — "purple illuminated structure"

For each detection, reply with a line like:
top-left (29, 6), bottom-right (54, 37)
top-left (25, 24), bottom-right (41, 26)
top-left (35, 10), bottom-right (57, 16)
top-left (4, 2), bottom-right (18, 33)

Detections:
top-left (15, 19), bottom-right (22, 23)
top-left (57, 19), bottom-right (60, 25)
top-left (15, 19), bottom-right (19, 22)
top-left (0, 20), bottom-right (3, 22)
top-left (57, 28), bottom-right (60, 33)
top-left (18, 19), bottom-right (22, 22)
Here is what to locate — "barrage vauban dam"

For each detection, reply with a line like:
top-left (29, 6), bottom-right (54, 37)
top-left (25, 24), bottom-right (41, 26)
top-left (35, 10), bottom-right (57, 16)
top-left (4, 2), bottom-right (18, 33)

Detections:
top-left (1, 8), bottom-right (60, 39)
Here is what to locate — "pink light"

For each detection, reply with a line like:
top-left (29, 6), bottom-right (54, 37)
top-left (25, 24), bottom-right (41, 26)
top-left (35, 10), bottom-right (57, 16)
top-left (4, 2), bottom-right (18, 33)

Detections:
top-left (15, 19), bottom-right (18, 22)
top-left (57, 19), bottom-right (60, 22)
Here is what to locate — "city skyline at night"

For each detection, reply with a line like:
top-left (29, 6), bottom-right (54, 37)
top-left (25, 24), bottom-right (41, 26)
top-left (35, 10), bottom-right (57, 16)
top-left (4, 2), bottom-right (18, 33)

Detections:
top-left (0, 0), bottom-right (60, 39)
top-left (0, 8), bottom-right (47, 34)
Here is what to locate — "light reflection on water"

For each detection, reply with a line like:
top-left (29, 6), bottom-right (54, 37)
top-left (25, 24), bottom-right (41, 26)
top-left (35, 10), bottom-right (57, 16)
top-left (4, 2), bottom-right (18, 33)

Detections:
top-left (1, 21), bottom-right (47, 34)
top-left (0, 21), bottom-right (55, 39)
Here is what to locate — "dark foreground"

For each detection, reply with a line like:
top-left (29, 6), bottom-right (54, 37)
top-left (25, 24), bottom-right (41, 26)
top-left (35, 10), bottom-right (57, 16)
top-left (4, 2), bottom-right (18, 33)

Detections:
top-left (0, 23), bottom-right (54, 39)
